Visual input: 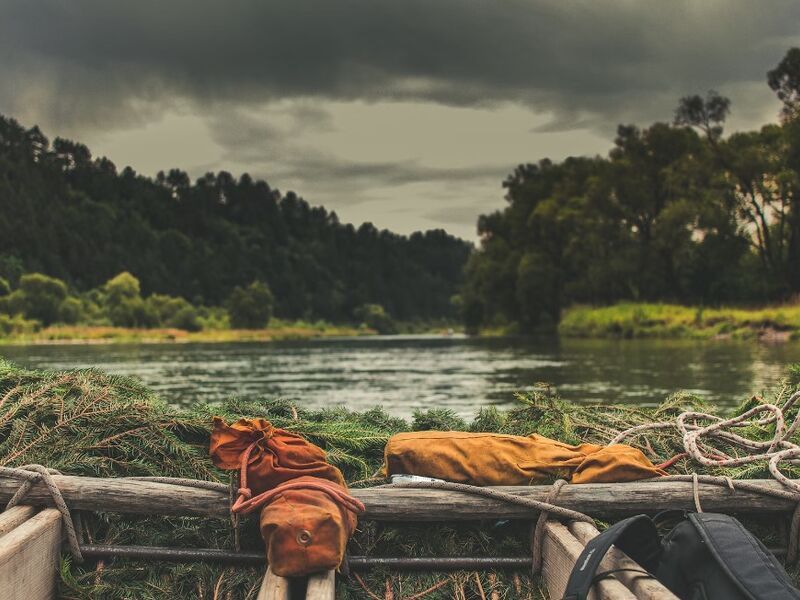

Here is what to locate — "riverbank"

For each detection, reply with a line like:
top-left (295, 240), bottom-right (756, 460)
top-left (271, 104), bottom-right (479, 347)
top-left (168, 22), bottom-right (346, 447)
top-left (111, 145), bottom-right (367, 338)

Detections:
top-left (0, 321), bottom-right (464, 345)
top-left (0, 321), bottom-right (373, 345)
top-left (559, 302), bottom-right (800, 341)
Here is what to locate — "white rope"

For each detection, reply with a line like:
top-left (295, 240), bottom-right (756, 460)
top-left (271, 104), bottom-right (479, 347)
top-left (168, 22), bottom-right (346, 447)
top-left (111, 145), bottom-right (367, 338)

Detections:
top-left (0, 464), bottom-right (83, 561)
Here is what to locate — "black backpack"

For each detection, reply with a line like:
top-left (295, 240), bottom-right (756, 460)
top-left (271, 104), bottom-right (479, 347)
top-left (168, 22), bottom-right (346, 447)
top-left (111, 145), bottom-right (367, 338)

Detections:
top-left (563, 512), bottom-right (800, 600)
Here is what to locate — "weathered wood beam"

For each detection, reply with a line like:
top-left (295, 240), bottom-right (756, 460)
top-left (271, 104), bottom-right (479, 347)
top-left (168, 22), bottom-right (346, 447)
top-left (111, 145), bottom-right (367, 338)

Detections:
top-left (256, 568), bottom-right (290, 600)
top-left (0, 506), bottom-right (37, 538)
top-left (0, 475), bottom-right (794, 519)
top-left (0, 509), bottom-right (62, 600)
top-left (0, 476), bottom-right (229, 518)
top-left (542, 521), bottom-right (636, 600)
top-left (305, 570), bottom-right (335, 600)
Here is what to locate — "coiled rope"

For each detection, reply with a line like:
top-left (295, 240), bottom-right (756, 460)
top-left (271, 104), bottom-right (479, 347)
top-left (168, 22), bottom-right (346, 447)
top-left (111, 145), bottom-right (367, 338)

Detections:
top-left (611, 390), bottom-right (800, 561)
top-left (611, 391), bottom-right (800, 489)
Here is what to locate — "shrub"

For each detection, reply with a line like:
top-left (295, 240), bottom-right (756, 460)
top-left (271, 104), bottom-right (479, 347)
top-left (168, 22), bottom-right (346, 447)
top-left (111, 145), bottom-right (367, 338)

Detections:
top-left (145, 294), bottom-right (201, 330)
top-left (354, 303), bottom-right (396, 334)
top-left (7, 273), bottom-right (68, 325)
top-left (0, 314), bottom-right (39, 336)
top-left (101, 272), bottom-right (157, 328)
top-left (167, 305), bottom-right (201, 331)
top-left (58, 297), bottom-right (85, 325)
top-left (226, 281), bottom-right (274, 329)
top-left (103, 272), bottom-right (140, 304)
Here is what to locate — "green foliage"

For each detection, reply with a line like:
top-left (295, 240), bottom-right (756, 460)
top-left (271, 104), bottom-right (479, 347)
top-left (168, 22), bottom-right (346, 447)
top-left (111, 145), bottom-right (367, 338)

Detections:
top-left (226, 280), bottom-right (274, 329)
top-left (103, 271), bottom-right (141, 303)
top-left (0, 314), bottom-right (38, 335)
top-left (354, 303), bottom-right (396, 334)
top-left (0, 117), bottom-right (470, 324)
top-left (559, 302), bottom-right (800, 339)
top-left (101, 271), bottom-right (152, 327)
top-left (411, 408), bottom-right (467, 431)
top-left (0, 277), bottom-right (9, 297)
top-left (146, 294), bottom-right (201, 331)
top-left (463, 48), bottom-right (800, 332)
top-left (57, 296), bottom-right (85, 325)
top-left (6, 272), bottom-right (69, 325)
top-left (0, 255), bottom-right (23, 287)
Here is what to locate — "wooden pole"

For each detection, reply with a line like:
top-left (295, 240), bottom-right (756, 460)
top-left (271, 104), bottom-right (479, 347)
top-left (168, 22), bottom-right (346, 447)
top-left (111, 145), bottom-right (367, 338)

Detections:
top-left (305, 570), bottom-right (335, 600)
top-left (0, 475), bottom-right (793, 519)
top-left (256, 568), bottom-right (290, 600)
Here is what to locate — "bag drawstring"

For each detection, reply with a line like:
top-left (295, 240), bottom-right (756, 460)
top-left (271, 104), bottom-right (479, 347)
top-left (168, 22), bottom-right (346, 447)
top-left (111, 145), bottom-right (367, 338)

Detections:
top-left (231, 440), bottom-right (366, 517)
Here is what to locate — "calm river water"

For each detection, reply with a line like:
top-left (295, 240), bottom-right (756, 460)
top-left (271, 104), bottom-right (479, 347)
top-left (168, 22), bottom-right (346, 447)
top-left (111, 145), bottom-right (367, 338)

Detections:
top-left (2, 335), bottom-right (800, 419)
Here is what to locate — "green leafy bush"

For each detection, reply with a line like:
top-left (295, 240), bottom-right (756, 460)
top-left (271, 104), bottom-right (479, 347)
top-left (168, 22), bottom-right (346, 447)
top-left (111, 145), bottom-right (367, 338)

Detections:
top-left (354, 303), bottom-right (396, 334)
top-left (226, 280), bottom-right (274, 329)
top-left (6, 273), bottom-right (69, 325)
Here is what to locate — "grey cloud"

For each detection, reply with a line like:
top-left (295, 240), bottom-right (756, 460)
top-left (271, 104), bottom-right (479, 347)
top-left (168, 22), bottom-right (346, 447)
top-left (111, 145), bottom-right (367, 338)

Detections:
top-left (425, 201), bottom-right (497, 227)
top-left (204, 107), bottom-right (509, 204)
top-left (2, 0), bottom-right (798, 133)
top-left (233, 149), bottom-right (509, 206)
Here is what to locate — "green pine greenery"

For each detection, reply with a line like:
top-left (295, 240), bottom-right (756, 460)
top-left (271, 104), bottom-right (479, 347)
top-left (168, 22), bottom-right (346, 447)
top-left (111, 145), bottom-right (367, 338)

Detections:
top-left (1, 359), bottom-right (798, 598)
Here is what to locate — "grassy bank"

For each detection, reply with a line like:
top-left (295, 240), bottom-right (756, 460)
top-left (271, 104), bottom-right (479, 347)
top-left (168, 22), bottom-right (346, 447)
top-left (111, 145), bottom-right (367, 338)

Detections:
top-left (1, 360), bottom-right (798, 598)
top-left (559, 302), bottom-right (800, 340)
top-left (0, 320), bottom-right (462, 345)
top-left (0, 320), bottom-right (373, 345)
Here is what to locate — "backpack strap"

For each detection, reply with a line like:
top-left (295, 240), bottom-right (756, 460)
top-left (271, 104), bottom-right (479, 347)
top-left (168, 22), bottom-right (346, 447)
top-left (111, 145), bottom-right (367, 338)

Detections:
top-left (690, 513), bottom-right (800, 600)
top-left (562, 514), bottom-right (662, 600)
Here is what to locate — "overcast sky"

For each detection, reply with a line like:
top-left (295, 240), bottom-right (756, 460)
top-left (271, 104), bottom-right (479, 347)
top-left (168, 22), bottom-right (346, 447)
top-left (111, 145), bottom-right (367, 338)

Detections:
top-left (2, 1), bottom-right (798, 239)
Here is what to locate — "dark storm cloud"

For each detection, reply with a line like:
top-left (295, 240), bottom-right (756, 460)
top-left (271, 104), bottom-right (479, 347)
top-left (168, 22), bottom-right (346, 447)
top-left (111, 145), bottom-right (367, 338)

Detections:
top-left (2, 0), bottom-right (798, 132)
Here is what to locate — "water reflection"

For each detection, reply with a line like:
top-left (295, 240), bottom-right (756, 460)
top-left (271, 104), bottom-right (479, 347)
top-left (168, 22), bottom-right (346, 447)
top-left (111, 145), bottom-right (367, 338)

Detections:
top-left (1, 335), bottom-right (799, 419)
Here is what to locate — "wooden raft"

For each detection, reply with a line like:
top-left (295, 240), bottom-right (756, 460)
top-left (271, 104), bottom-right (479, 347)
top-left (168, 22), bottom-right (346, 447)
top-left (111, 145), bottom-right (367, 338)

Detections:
top-left (2, 474), bottom-right (780, 598)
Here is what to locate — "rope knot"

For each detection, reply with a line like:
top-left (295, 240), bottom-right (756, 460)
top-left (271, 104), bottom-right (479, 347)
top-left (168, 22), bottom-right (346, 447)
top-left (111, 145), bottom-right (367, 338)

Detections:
top-left (256, 425), bottom-right (276, 442)
top-left (237, 487), bottom-right (252, 500)
top-left (0, 463), bottom-right (82, 562)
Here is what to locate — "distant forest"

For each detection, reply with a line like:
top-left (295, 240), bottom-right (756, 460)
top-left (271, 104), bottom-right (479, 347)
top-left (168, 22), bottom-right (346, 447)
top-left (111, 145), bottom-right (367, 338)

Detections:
top-left (0, 118), bottom-right (471, 324)
top-left (461, 48), bottom-right (800, 332)
top-left (6, 49), bottom-right (800, 335)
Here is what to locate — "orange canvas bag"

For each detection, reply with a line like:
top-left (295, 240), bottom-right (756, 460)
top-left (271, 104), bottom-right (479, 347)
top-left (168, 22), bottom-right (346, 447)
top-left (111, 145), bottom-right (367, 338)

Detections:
top-left (210, 417), bottom-right (364, 577)
top-left (382, 431), bottom-right (665, 485)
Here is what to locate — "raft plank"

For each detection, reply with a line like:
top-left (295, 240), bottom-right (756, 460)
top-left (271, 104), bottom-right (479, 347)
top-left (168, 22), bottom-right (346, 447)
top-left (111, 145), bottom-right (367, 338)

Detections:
top-left (0, 508), bottom-right (62, 600)
top-left (542, 521), bottom-right (636, 600)
top-left (305, 570), bottom-right (335, 600)
top-left (0, 505), bottom-right (37, 538)
top-left (568, 521), bottom-right (678, 599)
top-left (256, 568), bottom-right (290, 600)
top-left (0, 475), bottom-right (793, 519)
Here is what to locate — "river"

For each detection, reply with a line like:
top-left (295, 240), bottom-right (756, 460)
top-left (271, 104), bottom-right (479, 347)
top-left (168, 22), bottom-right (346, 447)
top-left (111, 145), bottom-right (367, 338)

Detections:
top-left (2, 335), bottom-right (799, 419)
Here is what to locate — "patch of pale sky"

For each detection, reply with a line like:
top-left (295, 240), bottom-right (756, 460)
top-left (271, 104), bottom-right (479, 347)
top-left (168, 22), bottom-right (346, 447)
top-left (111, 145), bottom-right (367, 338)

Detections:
top-left (82, 100), bottom-right (615, 240)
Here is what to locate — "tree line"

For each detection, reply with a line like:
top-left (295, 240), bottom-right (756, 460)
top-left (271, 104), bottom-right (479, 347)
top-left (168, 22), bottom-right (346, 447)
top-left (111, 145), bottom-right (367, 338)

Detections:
top-left (7, 49), bottom-right (800, 336)
top-left (0, 270), bottom-right (281, 335)
top-left (460, 48), bottom-right (800, 333)
top-left (0, 118), bottom-right (471, 327)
